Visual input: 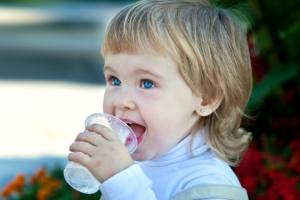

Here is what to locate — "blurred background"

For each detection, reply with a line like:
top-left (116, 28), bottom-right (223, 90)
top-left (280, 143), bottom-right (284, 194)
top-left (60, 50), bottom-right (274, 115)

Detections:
top-left (0, 0), bottom-right (128, 199)
top-left (0, 0), bottom-right (299, 199)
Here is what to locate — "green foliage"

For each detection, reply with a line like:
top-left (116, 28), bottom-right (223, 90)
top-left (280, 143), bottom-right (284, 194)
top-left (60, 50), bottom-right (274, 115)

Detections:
top-left (230, 0), bottom-right (300, 199)
top-left (247, 63), bottom-right (299, 110)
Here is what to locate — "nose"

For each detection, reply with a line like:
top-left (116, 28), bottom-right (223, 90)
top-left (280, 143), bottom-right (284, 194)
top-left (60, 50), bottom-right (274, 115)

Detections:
top-left (113, 88), bottom-right (136, 111)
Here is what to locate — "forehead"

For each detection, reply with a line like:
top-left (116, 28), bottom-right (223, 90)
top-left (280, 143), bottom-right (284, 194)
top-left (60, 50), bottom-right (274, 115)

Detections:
top-left (104, 53), bottom-right (174, 68)
top-left (104, 53), bottom-right (180, 77)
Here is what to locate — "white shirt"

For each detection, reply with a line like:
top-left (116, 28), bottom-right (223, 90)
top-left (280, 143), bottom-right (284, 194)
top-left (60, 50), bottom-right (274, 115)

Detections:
top-left (99, 132), bottom-right (241, 200)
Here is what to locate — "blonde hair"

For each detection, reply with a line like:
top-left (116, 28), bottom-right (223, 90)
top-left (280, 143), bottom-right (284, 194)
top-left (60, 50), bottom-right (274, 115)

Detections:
top-left (102, 0), bottom-right (253, 166)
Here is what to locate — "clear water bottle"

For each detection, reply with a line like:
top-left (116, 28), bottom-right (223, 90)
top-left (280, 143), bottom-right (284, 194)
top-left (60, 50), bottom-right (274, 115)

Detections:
top-left (64, 113), bottom-right (137, 194)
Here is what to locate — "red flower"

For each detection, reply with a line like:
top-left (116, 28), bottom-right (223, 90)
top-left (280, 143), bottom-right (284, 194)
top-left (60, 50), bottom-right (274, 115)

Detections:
top-left (287, 141), bottom-right (300, 174)
top-left (258, 170), bottom-right (300, 200)
top-left (235, 142), bottom-right (265, 196)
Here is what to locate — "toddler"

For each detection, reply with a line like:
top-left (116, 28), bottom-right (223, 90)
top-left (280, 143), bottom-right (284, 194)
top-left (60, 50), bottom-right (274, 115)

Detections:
top-left (69, 0), bottom-right (253, 199)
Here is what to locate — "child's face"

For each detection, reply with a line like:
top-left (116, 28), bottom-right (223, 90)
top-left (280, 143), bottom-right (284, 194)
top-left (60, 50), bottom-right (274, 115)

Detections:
top-left (103, 53), bottom-right (201, 161)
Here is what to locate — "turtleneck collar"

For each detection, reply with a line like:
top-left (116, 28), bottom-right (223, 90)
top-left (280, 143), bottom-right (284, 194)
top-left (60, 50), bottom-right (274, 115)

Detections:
top-left (138, 130), bottom-right (211, 167)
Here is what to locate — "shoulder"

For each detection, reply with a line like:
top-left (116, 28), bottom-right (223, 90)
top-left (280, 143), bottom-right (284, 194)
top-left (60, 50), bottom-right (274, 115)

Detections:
top-left (169, 169), bottom-right (242, 200)
top-left (173, 156), bottom-right (241, 190)
top-left (170, 184), bottom-right (249, 200)
top-left (172, 158), bottom-right (243, 199)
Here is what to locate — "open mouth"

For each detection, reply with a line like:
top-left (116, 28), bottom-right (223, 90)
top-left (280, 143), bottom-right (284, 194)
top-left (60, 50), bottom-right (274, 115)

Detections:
top-left (126, 122), bottom-right (146, 143)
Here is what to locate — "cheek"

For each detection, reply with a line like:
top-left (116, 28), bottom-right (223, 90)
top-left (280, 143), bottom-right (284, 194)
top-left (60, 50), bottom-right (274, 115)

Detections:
top-left (102, 90), bottom-right (114, 114)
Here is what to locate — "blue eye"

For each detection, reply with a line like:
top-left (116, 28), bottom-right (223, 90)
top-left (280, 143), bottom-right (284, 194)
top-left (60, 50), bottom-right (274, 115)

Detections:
top-left (112, 77), bottom-right (121, 86)
top-left (142, 80), bottom-right (154, 89)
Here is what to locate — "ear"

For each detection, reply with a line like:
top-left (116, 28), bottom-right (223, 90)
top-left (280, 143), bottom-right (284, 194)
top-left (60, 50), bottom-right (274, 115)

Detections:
top-left (195, 94), bottom-right (223, 116)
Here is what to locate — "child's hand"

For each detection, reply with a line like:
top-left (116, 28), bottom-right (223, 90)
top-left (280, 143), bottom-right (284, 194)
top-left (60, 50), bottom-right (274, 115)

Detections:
top-left (68, 124), bottom-right (134, 183)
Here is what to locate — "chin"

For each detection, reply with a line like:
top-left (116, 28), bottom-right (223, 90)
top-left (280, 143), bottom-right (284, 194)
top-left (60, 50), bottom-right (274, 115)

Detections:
top-left (131, 153), bottom-right (148, 162)
top-left (131, 151), bottom-right (162, 162)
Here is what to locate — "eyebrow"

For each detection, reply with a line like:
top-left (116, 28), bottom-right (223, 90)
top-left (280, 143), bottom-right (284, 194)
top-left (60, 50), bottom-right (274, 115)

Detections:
top-left (104, 66), bottom-right (164, 80)
top-left (135, 69), bottom-right (163, 79)
top-left (103, 66), bottom-right (115, 73)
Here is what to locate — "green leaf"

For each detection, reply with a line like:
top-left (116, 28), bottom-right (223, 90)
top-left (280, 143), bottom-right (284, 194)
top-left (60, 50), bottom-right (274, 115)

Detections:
top-left (246, 63), bottom-right (299, 111)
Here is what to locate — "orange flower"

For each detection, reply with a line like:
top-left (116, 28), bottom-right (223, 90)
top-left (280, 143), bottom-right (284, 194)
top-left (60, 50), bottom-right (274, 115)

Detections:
top-left (37, 186), bottom-right (52, 200)
top-left (31, 168), bottom-right (47, 184)
top-left (13, 174), bottom-right (25, 193)
top-left (1, 182), bottom-right (15, 198)
top-left (47, 179), bottom-right (62, 189)
top-left (36, 179), bottom-right (62, 200)
top-left (39, 175), bottom-right (51, 185)
top-left (34, 169), bottom-right (62, 200)
top-left (1, 174), bottom-right (25, 198)
top-left (1, 168), bottom-right (65, 200)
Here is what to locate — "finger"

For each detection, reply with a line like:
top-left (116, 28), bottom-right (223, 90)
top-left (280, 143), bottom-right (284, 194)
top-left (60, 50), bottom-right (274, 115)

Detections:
top-left (75, 131), bottom-right (103, 146)
top-left (68, 151), bottom-right (93, 167)
top-left (69, 141), bottom-right (96, 157)
top-left (86, 124), bottom-right (119, 141)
